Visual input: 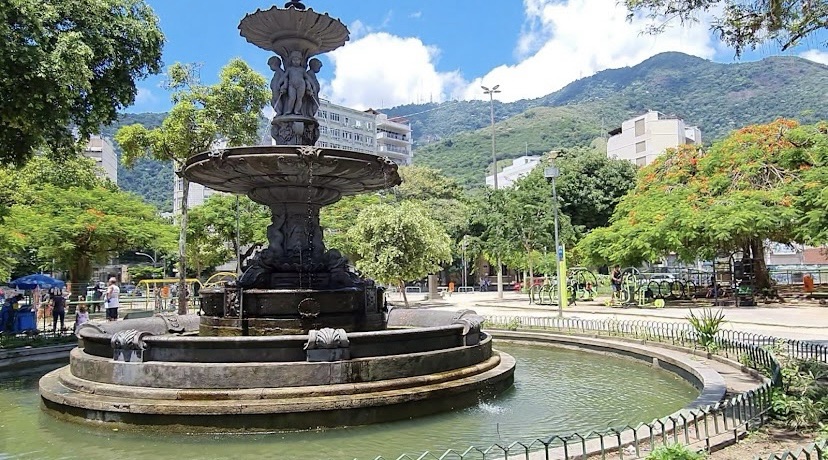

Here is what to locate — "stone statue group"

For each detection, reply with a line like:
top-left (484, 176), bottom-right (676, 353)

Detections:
top-left (269, 50), bottom-right (321, 119)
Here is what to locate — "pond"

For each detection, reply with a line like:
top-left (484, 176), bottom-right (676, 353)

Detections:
top-left (0, 341), bottom-right (698, 460)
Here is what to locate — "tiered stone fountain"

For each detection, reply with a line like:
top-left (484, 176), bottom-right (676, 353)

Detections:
top-left (39, 0), bottom-right (515, 430)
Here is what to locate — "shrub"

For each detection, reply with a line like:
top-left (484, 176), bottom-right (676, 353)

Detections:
top-left (646, 443), bottom-right (707, 460)
top-left (686, 308), bottom-right (725, 351)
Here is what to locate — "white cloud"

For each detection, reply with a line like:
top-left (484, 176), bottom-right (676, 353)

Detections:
top-left (323, 32), bottom-right (466, 109)
top-left (409, 11), bottom-right (422, 19)
top-left (462, 0), bottom-right (717, 102)
top-left (134, 87), bottom-right (159, 106)
top-left (800, 49), bottom-right (828, 65)
top-left (324, 0), bottom-right (720, 109)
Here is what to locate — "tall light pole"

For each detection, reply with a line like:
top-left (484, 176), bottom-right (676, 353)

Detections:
top-left (482, 84), bottom-right (504, 298)
top-left (482, 85), bottom-right (500, 190)
top-left (462, 235), bottom-right (469, 289)
top-left (544, 151), bottom-right (567, 317)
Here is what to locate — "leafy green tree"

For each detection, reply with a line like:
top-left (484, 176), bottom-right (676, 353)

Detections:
top-left (396, 165), bottom-right (471, 241)
top-left (320, 193), bottom-right (383, 260)
top-left (344, 201), bottom-right (452, 306)
top-left (116, 59), bottom-right (268, 313)
top-left (0, 0), bottom-right (164, 165)
top-left (625, 0), bottom-right (827, 55)
top-left (0, 155), bottom-right (117, 280)
top-left (128, 265), bottom-right (164, 283)
top-left (578, 119), bottom-right (828, 290)
top-left (555, 148), bottom-right (637, 234)
top-left (5, 185), bottom-right (175, 289)
top-left (187, 194), bottom-right (270, 270)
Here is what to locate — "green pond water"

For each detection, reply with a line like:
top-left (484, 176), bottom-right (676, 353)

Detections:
top-left (0, 342), bottom-right (698, 460)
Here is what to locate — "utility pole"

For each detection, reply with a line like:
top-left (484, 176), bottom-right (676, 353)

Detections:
top-left (482, 84), bottom-right (504, 298)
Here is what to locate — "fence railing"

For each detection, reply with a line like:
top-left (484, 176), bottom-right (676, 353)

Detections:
top-left (369, 316), bottom-right (828, 460)
top-left (755, 439), bottom-right (827, 460)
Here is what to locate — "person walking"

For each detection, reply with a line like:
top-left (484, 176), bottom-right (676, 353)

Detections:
top-left (104, 277), bottom-right (120, 321)
top-left (73, 304), bottom-right (89, 334)
top-left (50, 289), bottom-right (66, 332)
top-left (610, 265), bottom-right (623, 304)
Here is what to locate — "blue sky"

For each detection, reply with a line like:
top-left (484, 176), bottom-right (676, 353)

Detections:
top-left (129, 0), bottom-right (828, 113)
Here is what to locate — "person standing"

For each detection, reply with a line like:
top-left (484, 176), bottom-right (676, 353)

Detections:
top-left (50, 289), bottom-right (66, 332)
top-left (73, 304), bottom-right (89, 334)
top-left (610, 265), bottom-right (623, 304)
top-left (105, 277), bottom-right (120, 321)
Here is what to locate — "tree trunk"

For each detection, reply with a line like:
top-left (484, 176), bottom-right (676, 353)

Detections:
top-left (178, 178), bottom-right (189, 315)
top-left (399, 280), bottom-right (408, 307)
top-left (749, 239), bottom-right (771, 292)
top-left (69, 256), bottom-right (93, 301)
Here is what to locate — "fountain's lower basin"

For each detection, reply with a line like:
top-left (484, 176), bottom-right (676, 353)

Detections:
top-left (39, 311), bottom-right (515, 431)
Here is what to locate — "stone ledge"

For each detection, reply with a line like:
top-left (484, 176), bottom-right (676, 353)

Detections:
top-left (40, 351), bottom-right (515, 431)
top-left (0, 344), bottom-right (75, 372)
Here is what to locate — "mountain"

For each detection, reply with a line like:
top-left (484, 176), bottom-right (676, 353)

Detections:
top-left (105, 52), bottom-right (828, 201)
top-left (98, 112), bottom-right (173, 212)
top-left (404, 52), bottom-right (828, 188)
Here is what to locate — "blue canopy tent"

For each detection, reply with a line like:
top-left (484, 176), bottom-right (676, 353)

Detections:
top-left (8, 274), bottom-right (65, 290)
top-left (5, 274), bottom-right (66, 333)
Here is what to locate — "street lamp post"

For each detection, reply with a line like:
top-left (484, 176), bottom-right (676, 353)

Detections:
top-left (544, 151), bottom-right (567, 317)
top-left (135, 252), bottom-right (157, 267)
top-left (482, 84), bottom-right (504, 298)
top-left (462, 236), bottom-right (469, 289)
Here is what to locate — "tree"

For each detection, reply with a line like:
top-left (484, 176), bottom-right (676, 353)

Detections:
top-left (5, 184), bottom-right (175, 289)
top-left (116, 59), bottom-right (268, 313)
top-left (344, 201), bottom-right (452, 306)
top-left (578, 119), bottom-right (828, 290)
top-left (396, 165), bottom-right (471, 241)
top-left (0, 155), bottom-right (118, 281)
top-left (0, 0), bottom-right (164, 165)
top-left (320, 193), bottom-right (383, 260)
top-left (187, 194), bottom-right (270, 271)
top-left (554, 148), bottom-right (637, 235)
top-left (625, 0), bottom-right (828, 55)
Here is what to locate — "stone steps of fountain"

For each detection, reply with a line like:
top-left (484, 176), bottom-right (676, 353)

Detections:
top-left (40, 351), bottom-right (516, 430)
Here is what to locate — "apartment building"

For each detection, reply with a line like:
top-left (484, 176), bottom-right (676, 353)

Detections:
top-left (485, 156), bottom-right (542, 188)
top-left (607, 111), bottom-right (702, 167)
top-left (374, 112), bottom-right (413, 165)
top-left (315, 100), bottom-right (377, 155)
top-left (83, 135), bottom-right (118, 183)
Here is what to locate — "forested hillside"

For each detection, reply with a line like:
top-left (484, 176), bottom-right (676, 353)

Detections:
top-left (99, 113), bottom-right (173, 212)
top-left (405, 52), bottom-right (828, 187)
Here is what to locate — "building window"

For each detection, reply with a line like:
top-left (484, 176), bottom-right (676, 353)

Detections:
top-left (355, 120), bottom-right (362, 128)
top-left (344, 117), bottom-right (349, 125)
top-left (330, 113), bottom-right (340, 122)
top-left (636, 156), bottom-right (647, 167)
top-left (320, 110), bottom-right (327, 119)
top-left (635, 141), bottom-right (646, 153)
top-left (634, 118), bottom-right (645, 136)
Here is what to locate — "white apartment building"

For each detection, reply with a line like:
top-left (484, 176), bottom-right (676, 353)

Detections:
top-left (315, 100), bottom-right (377, 155)
top-left (374, 112), bottom-right (413, 165)
top-left (607, 111), bottom-right (702, 167)
top-left (83, 135), bottom-right (118, 183)
top-left (173, 180), bottom-right (218, 215)
top-left (485, 156), bottom-right (542, 188)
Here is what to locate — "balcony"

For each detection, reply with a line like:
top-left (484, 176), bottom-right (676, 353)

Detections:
top-left (377, 131), bottom-right (409, 144)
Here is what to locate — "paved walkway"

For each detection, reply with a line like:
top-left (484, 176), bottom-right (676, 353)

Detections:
top-left (388, 291), bottom-right (828, 343)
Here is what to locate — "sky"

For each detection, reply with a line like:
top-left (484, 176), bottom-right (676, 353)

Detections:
top-left (128, 0), bottom-right (828, 114)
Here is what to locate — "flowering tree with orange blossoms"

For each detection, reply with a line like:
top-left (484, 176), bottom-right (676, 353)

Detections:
top-left (578, 119), bottom-right (828, 290)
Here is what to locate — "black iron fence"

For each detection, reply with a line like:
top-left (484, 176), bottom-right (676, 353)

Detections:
top-left (369, 316), bottom-right (828, 460)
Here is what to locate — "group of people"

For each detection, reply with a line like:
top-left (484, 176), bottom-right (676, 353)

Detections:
top-left (0, 277), bottom-right (121, 335)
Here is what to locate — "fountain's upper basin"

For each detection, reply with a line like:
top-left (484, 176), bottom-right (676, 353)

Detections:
top-left (181, 146), bottom-right (401, 206)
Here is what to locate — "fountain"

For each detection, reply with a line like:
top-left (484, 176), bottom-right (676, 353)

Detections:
top-left (39, 0), bottom-right (516, 430)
